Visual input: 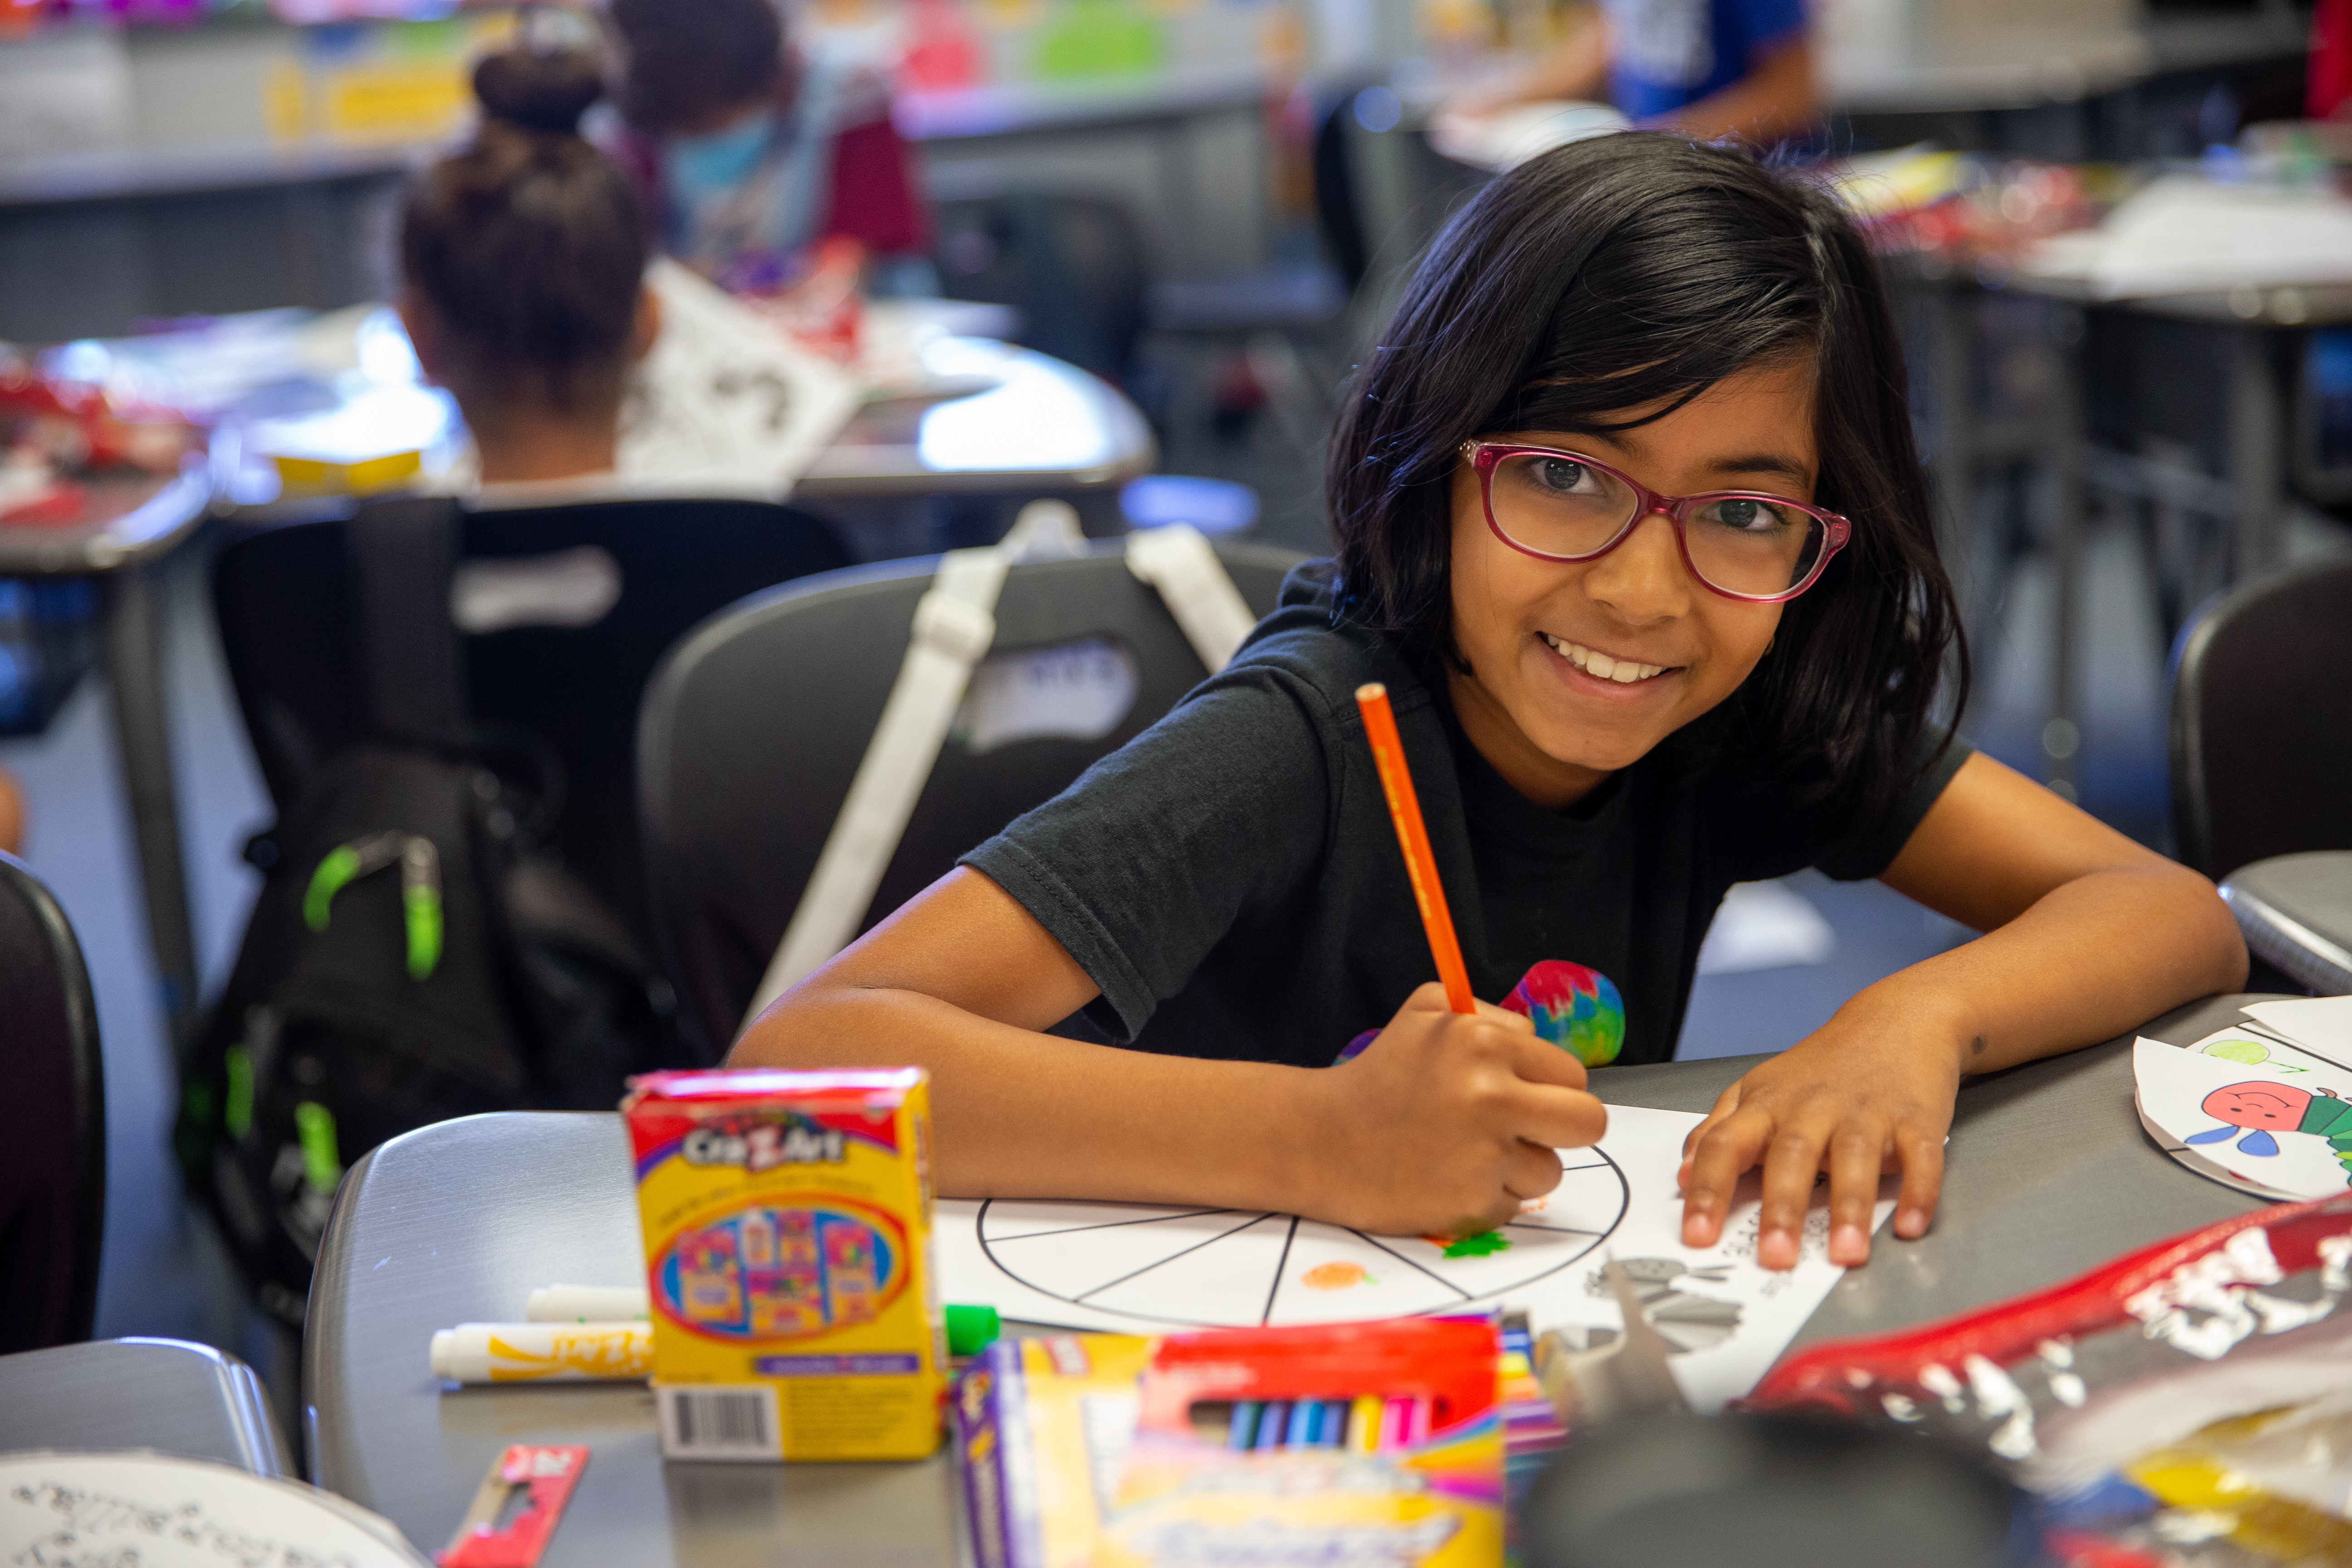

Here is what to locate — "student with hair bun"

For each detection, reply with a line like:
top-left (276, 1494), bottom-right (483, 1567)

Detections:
top-left (606, 0), bottom-right (931, 294)
top-left (397, 44), bottom-right (658, 491)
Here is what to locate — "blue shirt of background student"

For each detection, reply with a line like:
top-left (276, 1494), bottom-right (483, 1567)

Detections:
top-left (1602, 0), bottom-right (1806, 121)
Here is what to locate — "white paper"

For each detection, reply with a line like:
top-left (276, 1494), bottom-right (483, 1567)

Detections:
top-left (2135, 1035), bottom-right (2352, 1201)
top-left (933, 1104), bottom-right (1892, 1412)
top-left (0, 1452), bottom-right (431, 1567)
top-left (616, 260), bottom-right (862, 496)
top-left (2021, 175), bottom-right (2352, 299)
top-left (2241, 998), bottom-right (2352, 1066)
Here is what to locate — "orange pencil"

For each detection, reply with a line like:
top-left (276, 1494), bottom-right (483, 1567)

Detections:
top-left (1354, 683), bottom-right (1476, 1015)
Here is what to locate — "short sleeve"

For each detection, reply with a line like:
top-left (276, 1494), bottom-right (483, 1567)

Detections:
top-left (958, 670), bottom-right (1336, 1043)
top-left (1734, 0), bottom-right (1807, 57)
top-left (1814, 733), bottom-right (1974, 882)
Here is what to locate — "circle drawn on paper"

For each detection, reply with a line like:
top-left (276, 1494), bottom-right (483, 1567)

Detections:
top-left (975, 1150), bottom-right (1628, 1330)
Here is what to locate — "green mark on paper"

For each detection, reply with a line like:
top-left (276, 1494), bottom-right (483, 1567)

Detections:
top-left (1442, 1230), bottom-right (1510, 1259)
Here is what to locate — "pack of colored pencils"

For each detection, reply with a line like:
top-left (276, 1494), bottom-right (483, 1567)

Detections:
top-left (952, 1318), bottom-right (1504, 1568)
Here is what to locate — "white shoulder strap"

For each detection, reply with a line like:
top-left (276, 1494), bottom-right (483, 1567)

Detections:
top-left (741, 500), bottom-right (1087, 1028)
top-left (1124, 523), bottom-right (1257, 674)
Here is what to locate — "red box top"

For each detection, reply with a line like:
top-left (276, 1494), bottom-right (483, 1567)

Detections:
top-left (622, 1066), bottom-right (925, 1112)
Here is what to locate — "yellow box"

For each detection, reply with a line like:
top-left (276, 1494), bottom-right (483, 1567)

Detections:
top-left (623, 1067), bottom-right (945, 1461)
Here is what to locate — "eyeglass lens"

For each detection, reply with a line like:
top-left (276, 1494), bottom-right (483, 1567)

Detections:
top-left (1490, 453), bottom-right (1827, 597)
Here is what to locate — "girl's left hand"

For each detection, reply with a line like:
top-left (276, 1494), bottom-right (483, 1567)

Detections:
top-left (1674, 1002), bottom-right (1958, 1270)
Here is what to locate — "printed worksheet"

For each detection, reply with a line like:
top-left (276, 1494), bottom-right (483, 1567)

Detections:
top-left (0, 1452), bottom-right (430, 1566)
top-left (933, 1104), bottom-right (1893, 1411)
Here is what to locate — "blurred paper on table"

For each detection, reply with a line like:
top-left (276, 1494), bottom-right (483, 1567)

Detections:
top-left (1428, 101), bottom-right (1630, 172)
top-left (618, 260), bottom-right (862, 497)
top-left (0, 1452), bottom-right (431, 1566)
top-left (2023, 175), bottom-right (2352, 299)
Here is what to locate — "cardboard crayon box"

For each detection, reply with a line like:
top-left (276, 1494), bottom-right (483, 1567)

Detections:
top-left (623, 1067), bottom-right (945, 1461)
top-left (953, 1319), bottom-right (1504, 1567)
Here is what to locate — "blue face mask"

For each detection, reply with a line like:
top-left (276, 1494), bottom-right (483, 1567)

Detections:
top-left (664, 111), bottom-right (777, 202)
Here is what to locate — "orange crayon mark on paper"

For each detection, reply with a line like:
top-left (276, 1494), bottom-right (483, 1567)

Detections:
top-left (1300, 1260), bottom-right (1376, 1291)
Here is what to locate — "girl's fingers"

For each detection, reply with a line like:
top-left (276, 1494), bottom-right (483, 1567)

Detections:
top-left (1509, 1084), bottom-right (1609, 1150)
top-left (1680, 1084), bottom-right (1744, 1169)
top-left (1892, 1126), bottom-right (1946, 1240)
top-left (1825, 1122), bottom-right (1889, 1267)
top-left (1754, 1122), bottom-right (1834, 1271)
top-left (1503, 1137), bottom-right (1564, 1201)
top-left (1507, 1031), bottom-right (1589, 1091)
top-left (1680, 1107), bottom-right (1771, 1248)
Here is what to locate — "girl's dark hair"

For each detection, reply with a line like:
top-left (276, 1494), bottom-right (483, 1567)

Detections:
top-left (608, 0), bottom-right (785, 135)
top-left (1328, 132), bottom-right (1965, 826)
top-left (399, 45), bottom-right (647, 426)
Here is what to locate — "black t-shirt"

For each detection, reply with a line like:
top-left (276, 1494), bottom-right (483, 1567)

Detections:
top-left (960, 563), bottom-right (1970, 1069)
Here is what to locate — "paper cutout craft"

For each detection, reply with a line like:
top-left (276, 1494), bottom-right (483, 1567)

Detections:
top-left (2198, 1033), bottom-right (2307, 1071)
top-left (2241, 997), bottom-right (2352, 1069)
top-left (2134, 1035), bottom-right (2352, 1201)
top-left (933, 1104), bottom-right (1892, 1412)
top-left (2185, 1083), bottom-right (2352, 1174)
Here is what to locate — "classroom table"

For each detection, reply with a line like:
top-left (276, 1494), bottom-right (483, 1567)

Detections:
top-left (2223, 853), bottom-right (2352, 997)
top-left (0, 453), bottom-right (220, 1050)
top-left (306, 993), bottom-right (2277, 1566)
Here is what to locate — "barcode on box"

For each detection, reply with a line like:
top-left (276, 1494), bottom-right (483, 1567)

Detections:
top-left (657, 1384), bottom-right (781, 1460)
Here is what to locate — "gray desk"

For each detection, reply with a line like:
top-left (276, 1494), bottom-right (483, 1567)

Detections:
top-left (307, 994), bottom-right (2274, 1564)
top-left (2223, 853), bottom-right (2352, 997)
top-left (0, 456), bottom-right (219, 1050)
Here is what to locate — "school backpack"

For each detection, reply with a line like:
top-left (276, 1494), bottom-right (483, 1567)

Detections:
top-left (177, 496), bottom-right (674, 1327)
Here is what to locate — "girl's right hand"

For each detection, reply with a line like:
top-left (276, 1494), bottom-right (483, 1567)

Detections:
top-left (1300, 982), bottom-right (1608, 1236)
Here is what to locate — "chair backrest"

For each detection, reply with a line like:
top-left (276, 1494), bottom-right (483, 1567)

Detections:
top-left (214, 496), bottom-right (854, 946)
top-left (640, 539), bottom-right (1306, 1057)
top-left (0, 853), bottom-right (103, 1352)
top-left (2169, 555), bottom-right (2352, 879)
top-left (0, 1339), bottom-right (289, 1471)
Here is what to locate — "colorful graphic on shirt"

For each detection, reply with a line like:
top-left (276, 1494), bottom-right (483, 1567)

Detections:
top-left (2186, 1083), bottom-right (2352, 1179)
top-left (1333, 959), bottom-right (1626, 1067)
top-left (1502, 960), bottom-right (1626, 1068)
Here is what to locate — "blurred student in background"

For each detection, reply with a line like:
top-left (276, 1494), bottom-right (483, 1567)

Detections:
top-left (1459, 0), bottom-right (1818, 147)
top-left (400, 45), bottom-right (656, 493)
top-left (606, 0), bottom-right (934, 295)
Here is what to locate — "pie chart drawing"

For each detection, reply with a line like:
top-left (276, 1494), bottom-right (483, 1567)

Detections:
top-left (974, 1149), bottom-right (1629, 1330)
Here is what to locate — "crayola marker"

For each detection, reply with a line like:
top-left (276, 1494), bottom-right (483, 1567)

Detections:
top-left (1228, 1401), bottom-right (1260, 1450)
top-left (1254, 1402), bottom-right (1289, 1451)
top-left (1349, 1395), bottom-right (1384, 1453)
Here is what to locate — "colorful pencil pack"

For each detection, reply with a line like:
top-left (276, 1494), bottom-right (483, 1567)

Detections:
top-left (954, 1332), bottom-right (1158, 1568)
top-left (622, 1067), bottom-right (946, 1461)
top-left (954, 1318), bottom-right (1504, 1567)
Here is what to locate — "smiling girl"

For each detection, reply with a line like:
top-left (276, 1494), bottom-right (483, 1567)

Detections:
top-left (733, 134), bottom-right (2244, 1269)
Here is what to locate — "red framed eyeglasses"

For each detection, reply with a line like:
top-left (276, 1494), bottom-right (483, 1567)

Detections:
top-left (1462, 440), bottom-right (1851, 603)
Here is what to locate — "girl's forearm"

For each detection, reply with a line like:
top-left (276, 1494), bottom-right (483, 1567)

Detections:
top-left (1840, 863), bottom-right (2246, 1076)
top-left (735, 985), bottom-right (1336, 1211)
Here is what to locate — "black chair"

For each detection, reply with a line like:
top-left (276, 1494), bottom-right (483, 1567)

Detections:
top-left (0, 852), bottom-right (103, 1354)
top-left (2169, 555), bottom-right (2352, 881)
top-left (639, 539), bottom-right (1305, 1056)
top-left (214, 496), bottom-right (854, 951)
